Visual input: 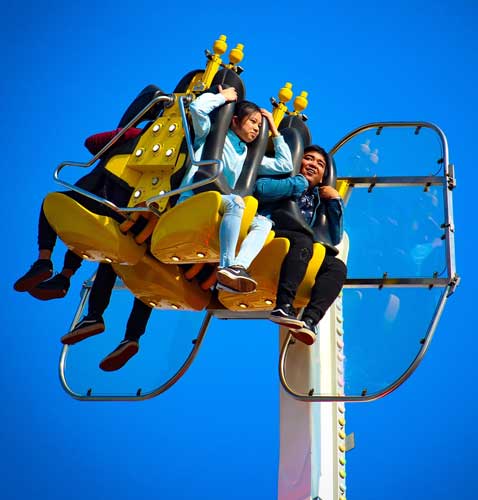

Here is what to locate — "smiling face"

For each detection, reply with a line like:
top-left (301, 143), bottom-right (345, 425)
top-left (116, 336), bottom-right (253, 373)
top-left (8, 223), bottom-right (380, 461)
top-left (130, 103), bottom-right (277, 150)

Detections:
top-left (300, 150), bottom-right (326, 187)
top-left (231, 110), bottom-right (262, 143)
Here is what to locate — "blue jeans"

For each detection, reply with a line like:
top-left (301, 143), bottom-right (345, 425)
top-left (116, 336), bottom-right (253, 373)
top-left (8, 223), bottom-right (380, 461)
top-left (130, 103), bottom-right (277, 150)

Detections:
top-left (219, 194), bottom-right (272, 269)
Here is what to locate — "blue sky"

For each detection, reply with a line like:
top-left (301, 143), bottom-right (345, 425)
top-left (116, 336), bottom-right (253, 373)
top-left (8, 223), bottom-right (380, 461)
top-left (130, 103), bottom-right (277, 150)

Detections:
top-left (2, 1), bottom-right (477, 499)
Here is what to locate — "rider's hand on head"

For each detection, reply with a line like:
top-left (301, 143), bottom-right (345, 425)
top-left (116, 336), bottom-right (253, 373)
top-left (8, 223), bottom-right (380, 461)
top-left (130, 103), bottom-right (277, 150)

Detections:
top-left (218, 85), bottom-right (238, 102)
top-left (260, 108), bottom-right (280, 137)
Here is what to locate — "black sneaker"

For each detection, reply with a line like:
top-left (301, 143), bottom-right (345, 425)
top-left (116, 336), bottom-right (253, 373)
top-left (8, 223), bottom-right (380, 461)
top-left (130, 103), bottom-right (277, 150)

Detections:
top-left (61, 315), bottom-right (105, 345)
top-left (29, 273), bottom-right (70, 301)
top-left (269, 304), bottom-right (305, 329)
top-left (290, 317), bottom-right (317, 345)
top-left (216, 265), bottom-right (257, 293)
top-left (99, 339), bottom-right (139, 371)
top-left (14, 259), bottom-right (53, 292)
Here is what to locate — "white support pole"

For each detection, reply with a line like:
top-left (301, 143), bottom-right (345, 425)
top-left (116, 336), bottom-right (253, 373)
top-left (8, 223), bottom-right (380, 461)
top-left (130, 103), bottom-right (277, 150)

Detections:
top-left (278, 237), bottom-right (349, 500)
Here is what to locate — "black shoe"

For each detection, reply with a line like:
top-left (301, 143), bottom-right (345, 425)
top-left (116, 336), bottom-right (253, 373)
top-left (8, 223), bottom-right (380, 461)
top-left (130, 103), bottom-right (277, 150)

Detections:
top-left (99, 339), bottom-right (139, 371)
top-left (61, 314), bottom-right (105, 345)
top-left (269, 304), bottom-right (305, 329)
top-left (29, 273), bottom-right (70, 301)
top-left (290, 317), bottom-right (317, 345)
top-left (216, 265), bottom-right (257, 293)
top-left (14, 259), bottom-right (53, 292)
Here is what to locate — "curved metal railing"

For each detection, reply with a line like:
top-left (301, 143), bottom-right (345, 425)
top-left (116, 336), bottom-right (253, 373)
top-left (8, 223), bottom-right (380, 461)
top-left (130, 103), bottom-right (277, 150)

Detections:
top-left (278, 121), bottom-right (459, 402)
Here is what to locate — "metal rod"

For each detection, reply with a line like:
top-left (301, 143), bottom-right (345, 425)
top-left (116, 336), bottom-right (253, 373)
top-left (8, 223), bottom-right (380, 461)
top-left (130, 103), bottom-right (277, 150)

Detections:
top-left (339, 175), bottom-right (445, 188)
top-left (53, 94), bottom-right (174, 215)
top-left (343, 277), bottom-right (449, 288)
top-left (329, 121), bottom-right (457, 286)
top-left (144, 96), bottom-right (224, 214)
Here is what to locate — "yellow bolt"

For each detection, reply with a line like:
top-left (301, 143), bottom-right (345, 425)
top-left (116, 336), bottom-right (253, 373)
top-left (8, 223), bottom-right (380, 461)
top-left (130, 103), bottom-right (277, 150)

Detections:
top-left (229, 43), bottom-right (244, 65)
top-left (294, 91), bottom-right (308, 113)
top-left (278, 82), bottom-right (293, 103)
top-left (213, 34), bottom-right (227, 55)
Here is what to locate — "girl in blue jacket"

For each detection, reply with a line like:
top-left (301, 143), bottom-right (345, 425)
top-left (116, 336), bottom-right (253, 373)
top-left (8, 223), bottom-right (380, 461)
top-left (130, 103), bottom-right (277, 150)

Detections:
top-left (178, 85), bottom-right (293, 294)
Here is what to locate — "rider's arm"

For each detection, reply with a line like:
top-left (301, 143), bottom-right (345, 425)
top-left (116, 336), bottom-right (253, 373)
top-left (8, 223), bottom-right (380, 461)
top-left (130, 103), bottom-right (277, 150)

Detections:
top-left (322, 198), bottom-right (345, 245)
top-left (189, 92), bottom-right (227, 148)
top-left (254, 174), bottom-right (308, 201)
top-left (257, 136), bottom-right (294, 175)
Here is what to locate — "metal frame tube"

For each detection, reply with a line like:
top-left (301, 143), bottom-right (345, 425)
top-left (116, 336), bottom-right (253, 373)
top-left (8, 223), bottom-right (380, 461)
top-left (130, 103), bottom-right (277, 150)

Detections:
top-left (278, 284), bottom-right (452, 402)
top-left (59, 309), bottom-right (213, 402)
top-left (53, 95), bottom-right (225, 218)
top-left (277, 121), bottom-right (458, 402)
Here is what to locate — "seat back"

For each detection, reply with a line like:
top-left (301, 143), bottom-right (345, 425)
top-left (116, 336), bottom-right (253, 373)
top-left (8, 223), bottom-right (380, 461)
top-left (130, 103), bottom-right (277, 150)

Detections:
top-left (232, 118), bottom-right (270, 197)
top-left (279, 114), bottom-right (312, 154)
top-left (263, 116), bottom-right (341, 254)
top-left (191, 69), bottom-right (248, 196)
top-left (117, 84), bottom-right (166, 128)
top-left (309, 154), bottom-right (339, 253)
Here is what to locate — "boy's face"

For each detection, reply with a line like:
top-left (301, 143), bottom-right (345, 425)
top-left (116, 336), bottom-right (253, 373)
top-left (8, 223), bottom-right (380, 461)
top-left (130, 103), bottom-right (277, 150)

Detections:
top-left (300, 151), bottom-right (326, 187)
top-left (231, 111), bottom-right (262, 143)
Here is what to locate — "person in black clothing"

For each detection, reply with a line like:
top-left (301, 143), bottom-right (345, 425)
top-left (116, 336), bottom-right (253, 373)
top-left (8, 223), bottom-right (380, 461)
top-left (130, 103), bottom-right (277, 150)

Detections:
top-left (254, 145), bottom-right (347, 345)
top-left (14, 126), bottom-right (153, 370)
top-left (60, 262), bottom-right (152, 372)
top-left (13, 127), bottom-right (143, 300)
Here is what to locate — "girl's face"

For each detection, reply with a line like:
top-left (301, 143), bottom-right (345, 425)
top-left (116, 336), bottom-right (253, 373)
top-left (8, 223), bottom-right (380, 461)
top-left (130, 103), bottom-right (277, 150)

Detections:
top-left (231, 111), bottom-right (262, 143)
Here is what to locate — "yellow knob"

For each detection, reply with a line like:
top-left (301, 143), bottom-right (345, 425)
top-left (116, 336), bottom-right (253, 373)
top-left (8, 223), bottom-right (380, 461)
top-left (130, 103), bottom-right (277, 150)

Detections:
top-left (294, 91), bottom-right (308, 113)
top-left (229, 43), bottom-right (244, 65)
top-left (213, 34), bottom-right (227, 55)
top-left (278, 82), bottom-right (293, 103)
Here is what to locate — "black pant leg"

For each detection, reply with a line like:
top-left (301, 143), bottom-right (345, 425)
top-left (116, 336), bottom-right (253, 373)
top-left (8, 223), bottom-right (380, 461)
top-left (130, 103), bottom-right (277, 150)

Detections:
top-left (37, 203), bottom-right (58, 251)
top-left (303, 255), bottom-right (347, 325)
top-left (88, 263), bottom-right (117, 318)
top-left (274, 230), bottom-right (314, 307)
top-left (125, 298), bottom-right (153, 342)
top-left (63, 250), bottom-right (83, 273)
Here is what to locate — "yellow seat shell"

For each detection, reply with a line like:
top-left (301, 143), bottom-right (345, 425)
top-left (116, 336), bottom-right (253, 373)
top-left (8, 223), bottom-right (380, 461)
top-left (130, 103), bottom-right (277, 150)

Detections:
top-left (43, 192), bottom-right (146, 265)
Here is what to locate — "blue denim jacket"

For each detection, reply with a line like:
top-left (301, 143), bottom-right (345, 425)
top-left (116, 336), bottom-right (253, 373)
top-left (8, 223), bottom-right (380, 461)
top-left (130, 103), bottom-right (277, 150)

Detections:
top-left (254, 174), bottom-right (344, 246)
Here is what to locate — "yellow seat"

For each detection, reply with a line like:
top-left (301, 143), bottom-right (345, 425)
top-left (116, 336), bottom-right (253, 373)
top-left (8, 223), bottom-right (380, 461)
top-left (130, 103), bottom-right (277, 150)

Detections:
top-left (218, 240), bottom-right (326, 311)
top-left (150, 192), bottom-right (258, 264)
top-left (43, 192), bottom-right (146, 265)
top-left (112, 255), bottom-right (211, 311)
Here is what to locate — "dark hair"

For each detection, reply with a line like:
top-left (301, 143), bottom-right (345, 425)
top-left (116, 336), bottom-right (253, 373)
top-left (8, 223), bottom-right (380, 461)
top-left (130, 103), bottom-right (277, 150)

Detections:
top-left (304, 144), bottom-right (330, 178)
top-left (234, 100), bottom-right (261, 123)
